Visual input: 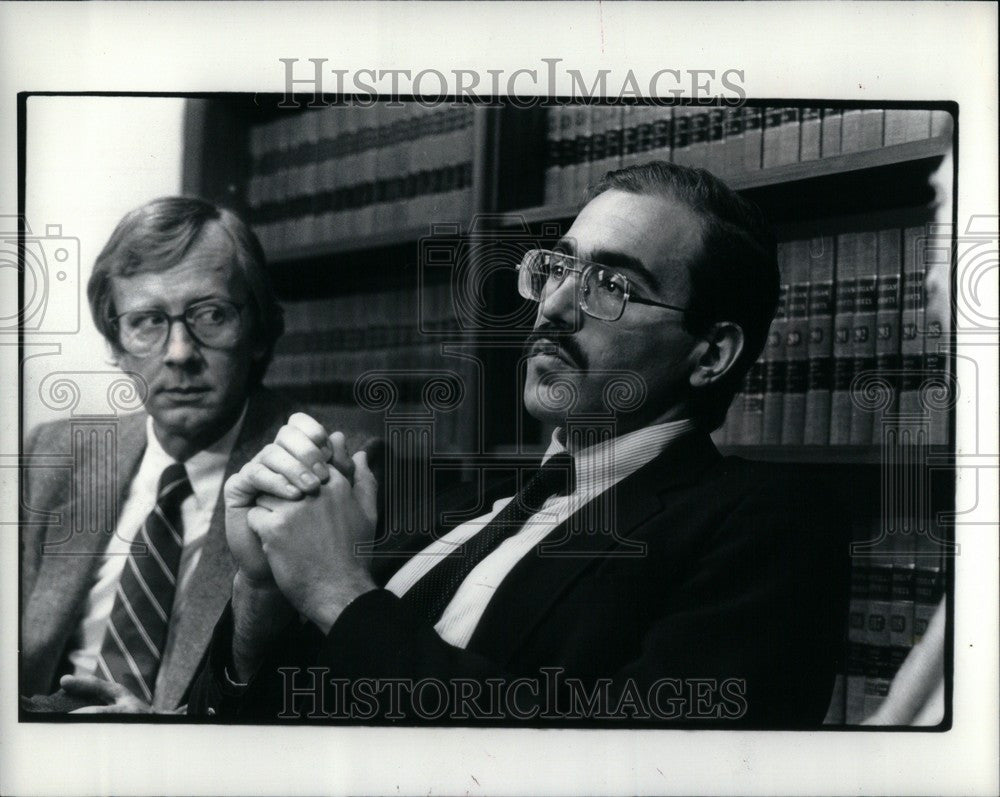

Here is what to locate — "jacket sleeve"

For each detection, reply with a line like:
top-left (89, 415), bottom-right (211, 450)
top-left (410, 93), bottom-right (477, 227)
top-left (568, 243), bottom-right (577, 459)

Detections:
top-left (311, 483), bottom-right (849, 727)
top-left (191, 477), bottom-right (849, 727)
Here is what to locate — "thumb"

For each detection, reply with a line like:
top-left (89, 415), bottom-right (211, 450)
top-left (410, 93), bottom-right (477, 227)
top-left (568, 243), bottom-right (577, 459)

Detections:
top-left (60, 674), bottom-right (120, 704)
top-left (352, 450), bottom-right (378, 521)
top-left (224, 468), bottom-right (257, 510)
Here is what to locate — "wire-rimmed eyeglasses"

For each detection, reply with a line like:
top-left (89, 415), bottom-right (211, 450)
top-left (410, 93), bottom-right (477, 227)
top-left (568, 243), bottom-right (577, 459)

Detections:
top-left (516, 249), bottom-right (686, 322)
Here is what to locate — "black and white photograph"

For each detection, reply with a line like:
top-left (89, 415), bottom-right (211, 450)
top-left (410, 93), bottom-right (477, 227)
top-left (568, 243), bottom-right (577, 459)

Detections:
top-left (1, 3), bottom-right (997, 795)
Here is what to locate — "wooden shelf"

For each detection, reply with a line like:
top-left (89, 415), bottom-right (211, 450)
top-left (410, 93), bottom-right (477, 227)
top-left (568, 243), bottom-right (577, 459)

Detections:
top-left (267, 220), bottom-right (475, 264)
top-left (717, 444), bottom-right (952, 465)
top-left (730, 136), bottom-right (950, 191)
top-left (495, 136), bottom-right (951, 229)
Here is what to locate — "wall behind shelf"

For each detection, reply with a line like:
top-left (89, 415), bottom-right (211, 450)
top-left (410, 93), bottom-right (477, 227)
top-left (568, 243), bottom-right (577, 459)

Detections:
top-left (22, 96), bottom-right (186, 433)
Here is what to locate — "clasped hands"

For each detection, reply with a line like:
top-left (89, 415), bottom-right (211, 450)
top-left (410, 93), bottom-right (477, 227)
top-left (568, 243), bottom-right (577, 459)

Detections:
top-left (225, 413), bottom-right (379, 634)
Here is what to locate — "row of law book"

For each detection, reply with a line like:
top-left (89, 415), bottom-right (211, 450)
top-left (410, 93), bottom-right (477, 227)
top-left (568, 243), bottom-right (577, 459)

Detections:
top-left (247, 103), bottom-right (476, 255)
top-left (823, 524), bottom-right (947, 725)
top-left (263, 282), bottom-right (476, 452)
top-left (717, 225), bottom-right (950, 447)
top-left (544, 105), bottom-right (952, 206)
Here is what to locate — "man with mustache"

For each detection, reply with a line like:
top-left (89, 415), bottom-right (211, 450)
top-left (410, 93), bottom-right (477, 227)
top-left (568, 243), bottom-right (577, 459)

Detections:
top-left (20, 197), bottom-right (297, 713)
top-left (191, 162), bottom-right (848, 726)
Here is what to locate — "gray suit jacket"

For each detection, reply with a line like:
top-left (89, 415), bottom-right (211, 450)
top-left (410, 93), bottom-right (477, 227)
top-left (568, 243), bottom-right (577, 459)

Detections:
top-left (20, 387), bottom-right (293, 709)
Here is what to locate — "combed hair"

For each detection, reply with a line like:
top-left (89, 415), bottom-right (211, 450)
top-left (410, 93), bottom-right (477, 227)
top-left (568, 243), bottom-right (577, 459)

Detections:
top-left (87, 196), bottom-right (284, 386)
top-left (588, 161), bottom-right (780, 429)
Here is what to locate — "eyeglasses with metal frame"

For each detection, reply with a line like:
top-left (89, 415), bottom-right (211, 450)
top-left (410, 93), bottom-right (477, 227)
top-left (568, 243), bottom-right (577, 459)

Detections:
top-left (516, 248), bottom-right (686, 322)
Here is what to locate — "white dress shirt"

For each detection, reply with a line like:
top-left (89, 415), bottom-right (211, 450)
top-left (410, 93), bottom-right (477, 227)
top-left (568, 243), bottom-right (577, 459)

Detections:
top-left (67, 406), bottom-right (246, 702)
top-left (385, 418), bottom-right (697, 649)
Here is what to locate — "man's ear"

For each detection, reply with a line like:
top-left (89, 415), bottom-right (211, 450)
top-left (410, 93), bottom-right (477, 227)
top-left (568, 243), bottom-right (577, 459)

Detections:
top-left (688, 321), bottom-right (745, 389)
top-left (105, 340), bottom-right (121, 369)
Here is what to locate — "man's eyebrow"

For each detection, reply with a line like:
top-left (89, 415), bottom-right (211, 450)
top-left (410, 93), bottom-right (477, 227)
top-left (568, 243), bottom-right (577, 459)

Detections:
top-left (551, 240), bottom-right (662, 293)
top-left (121, 294), bottom-right (230, 313)
top-left (552, 238), bottom-right (575, 256)
top-left (588, 249), bottom-right (660, 293)
top-left (187, 294), bottom-right (231, 305)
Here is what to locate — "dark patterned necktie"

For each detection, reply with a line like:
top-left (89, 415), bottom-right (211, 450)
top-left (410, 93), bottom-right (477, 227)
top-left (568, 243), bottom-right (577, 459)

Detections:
top-left (97, 462), bottom-right (191, 703)
top-left (400, 452), bottom-right (575, 625)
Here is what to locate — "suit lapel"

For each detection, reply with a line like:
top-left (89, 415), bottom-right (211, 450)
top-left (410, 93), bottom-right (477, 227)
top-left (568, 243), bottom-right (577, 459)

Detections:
top-left (156, 390), bottom-right (287, 709)
top-left (21, 412), bottom-right (147, 693)
top-left (468, 432), bottom-right (721, 665)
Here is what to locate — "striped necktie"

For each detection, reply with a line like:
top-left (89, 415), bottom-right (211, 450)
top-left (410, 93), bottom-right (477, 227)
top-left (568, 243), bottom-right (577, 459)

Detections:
top-left (400, 453), bottom-right (575, 626)
top-left (97, 462), bottom-right (191, 703)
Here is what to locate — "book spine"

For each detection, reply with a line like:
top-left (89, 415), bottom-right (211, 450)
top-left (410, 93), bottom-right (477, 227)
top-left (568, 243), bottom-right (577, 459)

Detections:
top-left (872, 228), bottom-right (903, 444)
top-left (634, 105), bottom-right (655, 167)
top-left (280, 115), bottom-right (301, 250)
top-left (776, 106), bottom-right (802, 166)
top-left (762, 245), bottom-right (789, 444)
top-left (799, 107), bottom-right (821, 162)
top-left (849, 231), bottom-right (880, 444)
top-left (272, 115), bottom-right (293, 254)
top-left (558, 104), bottom-right (579, 201)
top-left (803, 236), bottom-right (835, 445)
top-left (650, 105), bottom-right (673, 163)
top-left (884, 109), bottom-right (912, 146)
top-left (930, 109), bottom-right (953, 138)
top-left (339, 106), bottom-right (360, 236)
top-left (704, 108), bottom-right (726, 173)
top-left (457, 105), bottom-right (476, 222)
top-left (687, 106), bottom-right (710, 166)
top-left (371, 103), bottom-right (390, 232)
top-left (671, 107), bottom-right (691, 166)
top-left (407, 104), bottom-right (430, 227)
top-left (427, 108), bottom-right (450, 223)
top-left (739, 360), bottom-right (765, 444)
top-left (400, 102), bottom-right (420, 229)
top-left (859, 108), bottom-right (885, 151)
top-left (357, 108), bottom-right (379, 236)
top-left (544, 106), bottom-right (563, 205)
top-left (718, 381), bottom-right (744, 445)
top-left (913, 532), bottom-right (944, 645)
top-left (780, 239), bottom-right (810, 445)
top-left (603, 106), bottom-right (624, 176)
top-left (829, 233), bottom-right (858, 444)
top-left (722, 106), bottom-right (744, 176)
top-left (821, 108), bottom-right (842, 158)
top-left (862, 559), bottom-right (894, 719)
top-left (621, 105), bottom-right (640, 168)
top-left (903, 109), bottom-right (932, 142)
top-left (924, 229), bottom-right (950, 444)
top-left (315, 112), bottom-right (335, 245)
top-left (743, 107), bottom-right (763, 170)
top-left (840, 108), bottom-right (863, 153)
top-left (845, 557), bottom-right (870, 724)
top-left (761, 106), bottom-right (784, 168)
top-left (888, 533), bottom-right (916, 652)
top-left (899, 226), bottom-right (927, 418)
top-left (305, 111), bottom-right (324, 247)
top-left (588, 105), bottom-right (609, 188)
top-left (574, 105), bottom-right (595, 200)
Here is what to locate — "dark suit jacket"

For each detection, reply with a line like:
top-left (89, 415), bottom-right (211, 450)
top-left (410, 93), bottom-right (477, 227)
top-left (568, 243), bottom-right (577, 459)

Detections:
top-left (190, 432), bottom-right (850, 727)
top-left (20, 387), bottom-right (294, 710)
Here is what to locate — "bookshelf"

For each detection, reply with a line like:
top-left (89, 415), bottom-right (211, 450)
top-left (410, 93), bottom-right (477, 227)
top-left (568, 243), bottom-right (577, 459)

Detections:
top-left (183, 98), bottom-right (955, 725)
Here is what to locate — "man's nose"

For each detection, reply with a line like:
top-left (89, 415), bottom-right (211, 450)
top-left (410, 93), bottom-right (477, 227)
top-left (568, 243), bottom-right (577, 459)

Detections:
top-left (163, 319), bottom-right (200, 365)
top-left (538, 273), bottom-right (580, 325)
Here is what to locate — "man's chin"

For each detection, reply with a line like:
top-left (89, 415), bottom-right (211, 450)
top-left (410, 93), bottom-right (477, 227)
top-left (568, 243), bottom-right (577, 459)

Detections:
top-left (150, 401), bottom-right (228, 443)
top-left (523, 366), bottom-right (579, 424)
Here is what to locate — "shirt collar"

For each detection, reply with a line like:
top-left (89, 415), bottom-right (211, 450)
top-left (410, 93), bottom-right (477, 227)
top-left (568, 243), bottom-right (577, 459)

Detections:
top-left (144, 402), bottom-right (248, 508)
top-left (542, 418), bottom-right (698, 494)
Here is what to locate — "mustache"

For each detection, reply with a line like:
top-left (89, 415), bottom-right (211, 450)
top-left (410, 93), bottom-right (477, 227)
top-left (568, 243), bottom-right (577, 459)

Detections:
top-left (523, 329), bottom-right (587, 368)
